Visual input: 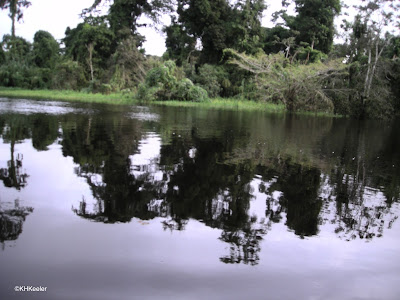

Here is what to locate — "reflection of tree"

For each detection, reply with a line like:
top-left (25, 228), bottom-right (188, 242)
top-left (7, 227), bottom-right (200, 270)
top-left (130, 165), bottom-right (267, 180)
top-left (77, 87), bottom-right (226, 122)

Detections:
top-left (65, 114), bottom-right (163, 223)
top-left (160, 130), bottom-right (254, 229)
top-left (280, 164), bottom-right (322, 237)
top-left (378, 121), bottom-right (400, 207)
top-left (257, 161), bottom-right (323, 238)
top-left (326, 157), bottom-right (399, 241)
top-left (31, 115), bottom-right (59, 151)
top-left (57, 108), bottom-right (400, 265)
top-left (318, 120), bottom-right (400, 241)
top-left (0, 199), bottom-right (34, 246)
top-left (0, 152), bottom-right (28, 189)
top-left (219, 216), bottom-right (268, 266)
top-left (66, 120), bottom-right (268, 264)
top-left (160, 132), bottom-right (269, 264)
top-left (0, 115), bottom-right (30, 190)
top-left (161, 218), bottom-right (188, 231)
top-left (73, 155), bottom-right (162, 223)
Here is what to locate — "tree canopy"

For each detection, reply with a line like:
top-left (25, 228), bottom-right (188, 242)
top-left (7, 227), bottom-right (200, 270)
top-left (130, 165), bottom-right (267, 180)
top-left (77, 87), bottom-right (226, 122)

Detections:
top-left (0, 0), bottom-right (400, 119)
top-left (282, 0), bottom-right (341, 53)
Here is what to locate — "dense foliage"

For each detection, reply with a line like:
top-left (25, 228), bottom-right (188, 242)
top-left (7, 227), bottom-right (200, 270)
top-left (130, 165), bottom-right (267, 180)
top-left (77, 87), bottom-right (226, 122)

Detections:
top-left (0, 0), bottom-right (399, 118)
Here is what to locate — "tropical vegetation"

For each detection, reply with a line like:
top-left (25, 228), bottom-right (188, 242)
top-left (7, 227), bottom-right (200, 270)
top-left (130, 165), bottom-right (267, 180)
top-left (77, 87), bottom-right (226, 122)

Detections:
top-left (0, 0), bottom-right (399, 119)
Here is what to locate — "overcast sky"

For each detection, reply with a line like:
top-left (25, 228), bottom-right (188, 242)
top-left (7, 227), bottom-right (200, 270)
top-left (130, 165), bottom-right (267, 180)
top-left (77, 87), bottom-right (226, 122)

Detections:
top-left (0, 0), bottom-right (371, 57)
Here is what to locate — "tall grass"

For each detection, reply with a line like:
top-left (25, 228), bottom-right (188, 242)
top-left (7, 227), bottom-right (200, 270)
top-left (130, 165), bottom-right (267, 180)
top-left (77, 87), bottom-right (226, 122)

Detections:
top-left (0, 87), bottom-right (338, 116)
top-left (0, 87), bottom-right (285, 112)
top-left (152, 98), bottom-right (286, 112)
top-left (0, 87), bottom-right (135, 105)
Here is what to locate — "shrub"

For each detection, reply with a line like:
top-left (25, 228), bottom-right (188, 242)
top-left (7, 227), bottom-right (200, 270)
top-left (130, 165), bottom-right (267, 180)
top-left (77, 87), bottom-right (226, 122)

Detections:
top-left (194, 64), bottom-right (222, 97)
top-left (136, 83), bottom-right (155, 101)
top-left (174, 78), bottom-right (208, 102)
top-left (297, 48), bottom-right (327, 63)
top-left (224, 49), bottom-right (348, 113)
top-left (186, 85), bottom-right (208, 102)
top-left (136, 61), bottom-right (209, 102)
top-left (146, 60), bottom-right (176, 88)
top-left (175, 78), bottom-right (194, 100)
top-left (100, 84), bottom-right (112, 95)
top-left (0, 60), bottom-right (49, 89)
top-left (51, 60), bottom-right (87, 90)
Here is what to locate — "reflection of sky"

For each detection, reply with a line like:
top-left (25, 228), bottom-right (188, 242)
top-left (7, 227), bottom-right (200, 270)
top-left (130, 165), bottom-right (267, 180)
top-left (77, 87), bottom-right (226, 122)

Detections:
top-left (129, 133), bottom-right (162, 180)
top-left (0, 98), bottom-right (95, 115)
top-left (128, 107), bottom-right (160, 122)
top-left (1, 120), bottom-right (400, 299)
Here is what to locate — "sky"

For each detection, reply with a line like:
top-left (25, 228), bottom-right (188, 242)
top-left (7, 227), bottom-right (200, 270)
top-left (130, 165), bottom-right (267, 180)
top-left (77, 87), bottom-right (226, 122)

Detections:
top-left (0, 1), bottom-right (92, 44)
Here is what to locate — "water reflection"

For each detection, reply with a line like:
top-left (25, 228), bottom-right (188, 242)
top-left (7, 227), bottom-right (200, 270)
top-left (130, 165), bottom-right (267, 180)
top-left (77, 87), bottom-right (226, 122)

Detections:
top-left (0, 115), bottom-right (30, 189)
top-left (0, 115), bottom-right (35, 247)
top-left (0, 199), bottom-right (34, 247)
top-left (1, 104), bottom-right (400, 265)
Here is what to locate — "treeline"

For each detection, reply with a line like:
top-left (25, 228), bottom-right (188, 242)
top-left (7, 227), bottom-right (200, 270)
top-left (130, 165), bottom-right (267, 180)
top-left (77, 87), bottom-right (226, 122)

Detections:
top-left (1, 0), bottom-right (400, 119)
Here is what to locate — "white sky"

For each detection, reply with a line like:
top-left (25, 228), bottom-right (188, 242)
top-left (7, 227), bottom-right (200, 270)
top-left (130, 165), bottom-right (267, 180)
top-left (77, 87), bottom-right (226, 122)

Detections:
top-left (0, 1), bottom-right (92, 44)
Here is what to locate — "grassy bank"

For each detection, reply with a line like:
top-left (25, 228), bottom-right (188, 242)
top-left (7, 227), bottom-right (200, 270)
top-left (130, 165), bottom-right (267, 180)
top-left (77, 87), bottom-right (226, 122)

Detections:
top-left (0, 87), bottom-right (134, 105)
top-left (152, 98), bottom-right (286, 112)
top-left (0, 88), bottom-right (340, 116)
top-left (0, 87), bottom-right (286, 112)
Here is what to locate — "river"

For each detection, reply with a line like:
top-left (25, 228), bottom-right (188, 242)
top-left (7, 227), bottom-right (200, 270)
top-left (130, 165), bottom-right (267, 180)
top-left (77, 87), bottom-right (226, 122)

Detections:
top-left (0, 98), bottom-right (399, 299)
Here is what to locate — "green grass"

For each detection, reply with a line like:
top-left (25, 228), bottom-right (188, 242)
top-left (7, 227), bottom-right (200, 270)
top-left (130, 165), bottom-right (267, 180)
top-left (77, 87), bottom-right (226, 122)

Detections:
top-left (0, 87), bottom-right (135, 105)
top-left (0, 87), bottom-right (339, 117)
top-left (152, 98), bottom-right (286, 112)
top-left (0, 87), bottom-right (286, 112)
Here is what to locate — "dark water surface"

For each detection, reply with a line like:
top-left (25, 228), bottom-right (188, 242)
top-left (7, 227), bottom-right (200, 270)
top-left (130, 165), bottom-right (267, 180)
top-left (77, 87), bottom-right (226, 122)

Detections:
top-left (0, 98), bottom-right (399, 299)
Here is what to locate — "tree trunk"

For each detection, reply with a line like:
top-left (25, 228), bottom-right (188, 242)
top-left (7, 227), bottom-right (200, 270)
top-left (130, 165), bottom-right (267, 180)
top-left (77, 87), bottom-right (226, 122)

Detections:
top-left (363, 43), bottom-right (372, 100)
top-left (364, 37), bottom-right (391, 100)
top-left (306, 40), bottom-right (314, 63)
top-left (11, 15), bottom-right (15, 37)
top-left (87, 43), bottom-right (94, 82)
top-left (10, 0), bottom-right (17, 37)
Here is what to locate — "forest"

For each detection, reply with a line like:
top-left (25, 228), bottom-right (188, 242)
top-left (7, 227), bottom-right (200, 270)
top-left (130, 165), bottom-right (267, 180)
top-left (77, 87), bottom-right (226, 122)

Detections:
top-left (1, 0), bottom-right (400, 119)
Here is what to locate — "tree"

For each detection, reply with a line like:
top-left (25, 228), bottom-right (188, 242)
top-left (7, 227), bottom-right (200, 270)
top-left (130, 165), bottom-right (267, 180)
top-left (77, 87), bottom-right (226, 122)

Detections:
top-left (0, 0), bottom-right (31, 37)
top-left (0, 34), bottom-right (35, 88)
top-left (223, 48), bottom-right (347, 112)
top-left (82, 0), bottom-right (174, 40)
top-left (0, 33), bottom-right (30, 61)
top-left (50, 59), bottom-right (87, 90)
top-left (262, 25), bottom-right (293, 54)
top-left (169, 0), bottom-right (267, 64)
top-left (63, 17), bottom-right (116, 81)
top-left (163, 16), bottom-right (196, 66)
top-left (282, 0), bottom-right (341, 54)
top-left (107, 35), bottom-right (148, 90)
top-left (175, 0), bottom-right (266, 63)
top-left (346, 0), bottom-right (400, 102)
top-left (230, 0), bottom-right (266, 54)
top-left (32, 30), bottom-right (59, 69)
top-left (177, 0), bottom-right (234, 63)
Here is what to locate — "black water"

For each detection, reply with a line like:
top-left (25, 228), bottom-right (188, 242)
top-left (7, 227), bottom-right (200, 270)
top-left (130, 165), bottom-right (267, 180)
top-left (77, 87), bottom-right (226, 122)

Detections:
top-left (0, 98), bottom-right (399, 299)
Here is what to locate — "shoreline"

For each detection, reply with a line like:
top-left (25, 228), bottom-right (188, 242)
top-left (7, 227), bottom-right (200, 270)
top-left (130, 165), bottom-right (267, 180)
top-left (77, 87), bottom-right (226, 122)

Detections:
top-left (0, 87), bottom-right (339, 116)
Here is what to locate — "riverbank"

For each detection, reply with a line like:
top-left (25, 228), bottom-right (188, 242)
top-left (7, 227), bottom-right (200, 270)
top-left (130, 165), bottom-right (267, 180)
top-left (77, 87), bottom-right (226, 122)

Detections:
top-left (0, 87), bottom-right (133, 105)
top-left (152, 98), bottom-right (285, 112)
top-left (0, 87), bottom-right (336, 115)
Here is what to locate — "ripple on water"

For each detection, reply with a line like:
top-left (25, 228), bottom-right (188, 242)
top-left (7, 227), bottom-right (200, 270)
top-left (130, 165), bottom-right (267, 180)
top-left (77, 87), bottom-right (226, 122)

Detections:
top-left (0, 98), bottom-right (96, 115)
